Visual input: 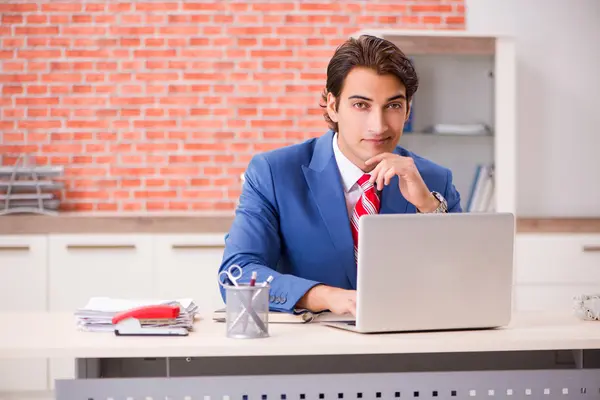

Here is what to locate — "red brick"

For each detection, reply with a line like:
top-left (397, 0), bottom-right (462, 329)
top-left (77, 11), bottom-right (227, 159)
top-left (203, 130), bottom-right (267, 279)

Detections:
top-left (446, 16), bottom-right (466, 25)
top-left (62, 27), bottom-right (106, 36)
top-left (423, 16), bottom-right (443, 25)
top-left (411, 4), bottom-right (453, 13)
top-left (2, 15), bottom-right (23, 24)
top-left (16, 27), bottom-right (59, 35)
top-left (0, 4), bottom-right (38, 12)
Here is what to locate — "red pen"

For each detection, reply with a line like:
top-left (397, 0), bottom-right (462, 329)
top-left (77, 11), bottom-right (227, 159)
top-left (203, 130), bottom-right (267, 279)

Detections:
top-left (249, 271), bottom-right (257, 286)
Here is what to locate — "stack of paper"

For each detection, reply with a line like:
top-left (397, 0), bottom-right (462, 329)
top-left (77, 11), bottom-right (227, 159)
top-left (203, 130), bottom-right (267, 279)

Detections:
top-left (74, 297), bottom-right (199, 332)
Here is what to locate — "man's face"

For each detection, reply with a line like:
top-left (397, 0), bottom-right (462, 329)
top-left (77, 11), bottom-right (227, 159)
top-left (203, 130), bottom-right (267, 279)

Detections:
top-left (327, 66), bottom-right (410, 172)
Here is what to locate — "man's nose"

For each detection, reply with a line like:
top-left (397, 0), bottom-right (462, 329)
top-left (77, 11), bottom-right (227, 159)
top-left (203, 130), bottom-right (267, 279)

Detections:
top-left (367, 109), bottom-right (388, 134)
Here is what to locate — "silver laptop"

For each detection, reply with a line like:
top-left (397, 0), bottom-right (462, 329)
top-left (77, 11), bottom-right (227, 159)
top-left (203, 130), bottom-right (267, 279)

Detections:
top-left (325, 212), bottom-right (515, 333)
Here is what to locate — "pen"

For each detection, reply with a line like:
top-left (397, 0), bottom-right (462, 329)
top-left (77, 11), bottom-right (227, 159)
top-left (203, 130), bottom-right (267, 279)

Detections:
top-left (262, 275), bottom-right (273, 287)
top-left (249, 271), bottom-right (257, 287)
top-left (231, 275), bottom-right (274, 332)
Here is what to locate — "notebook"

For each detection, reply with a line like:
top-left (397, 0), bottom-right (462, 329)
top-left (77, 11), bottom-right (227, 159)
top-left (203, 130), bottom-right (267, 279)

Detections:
top-left (212, 307), bottom-right (354, 324)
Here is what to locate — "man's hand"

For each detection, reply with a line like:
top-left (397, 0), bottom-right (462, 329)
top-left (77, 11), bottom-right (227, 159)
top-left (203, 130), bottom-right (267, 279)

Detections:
top-left (365, 152), bottom-right (439, 212)
top-left (296, 285), bottom-right (356, 316)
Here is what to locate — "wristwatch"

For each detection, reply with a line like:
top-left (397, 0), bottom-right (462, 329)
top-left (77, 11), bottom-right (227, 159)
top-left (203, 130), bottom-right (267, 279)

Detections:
top-left (417, 191), bottom-right (448, 213)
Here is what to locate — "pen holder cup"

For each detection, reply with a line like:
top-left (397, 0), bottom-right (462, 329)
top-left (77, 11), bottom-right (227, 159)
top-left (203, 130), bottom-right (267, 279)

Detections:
top-left (224, 284), bottom-right (270, 339)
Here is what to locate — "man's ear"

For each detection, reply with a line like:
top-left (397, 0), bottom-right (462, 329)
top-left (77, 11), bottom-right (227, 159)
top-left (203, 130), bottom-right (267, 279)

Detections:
top-left (326, 92), bottom-right (338, 123)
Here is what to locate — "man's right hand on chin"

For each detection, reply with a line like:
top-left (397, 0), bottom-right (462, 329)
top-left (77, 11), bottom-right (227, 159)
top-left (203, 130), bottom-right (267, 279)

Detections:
top-left (296, 284), bottom-right (356, 316)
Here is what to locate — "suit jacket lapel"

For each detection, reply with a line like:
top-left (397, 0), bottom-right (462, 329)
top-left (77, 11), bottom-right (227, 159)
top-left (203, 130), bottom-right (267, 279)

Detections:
top-left (302, 130), bottom-right (356, 287)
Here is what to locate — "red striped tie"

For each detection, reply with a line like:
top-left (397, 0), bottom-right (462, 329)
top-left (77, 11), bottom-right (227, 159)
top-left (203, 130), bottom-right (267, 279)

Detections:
top-left (350, 173), bottom-right (381, 262)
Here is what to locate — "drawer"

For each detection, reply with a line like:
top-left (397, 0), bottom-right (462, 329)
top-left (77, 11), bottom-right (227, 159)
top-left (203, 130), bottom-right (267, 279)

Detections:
top-left (513, 283), bottom-right (600, 312)
top-left (48, 234), bottom-right (155, 311)
top-left (515, 234), bottom-right (600, 284)
top-left (0, 235), bottom-right (48, 392)
top-left (154, 234), bottom-right (226, 317)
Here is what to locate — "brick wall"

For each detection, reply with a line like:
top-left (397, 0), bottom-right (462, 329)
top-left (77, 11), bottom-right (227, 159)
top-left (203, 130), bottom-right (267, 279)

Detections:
top-left (0, 1), bottom-right (465, 213)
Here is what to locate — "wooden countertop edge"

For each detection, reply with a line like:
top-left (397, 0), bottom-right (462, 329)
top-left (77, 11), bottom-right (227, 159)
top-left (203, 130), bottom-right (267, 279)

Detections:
top-left (0, 215), bottom-right (599, 234)
top-left (516, 218), bottom-right (600, 233)
top-left (0, 214), bottom-right (236, 234)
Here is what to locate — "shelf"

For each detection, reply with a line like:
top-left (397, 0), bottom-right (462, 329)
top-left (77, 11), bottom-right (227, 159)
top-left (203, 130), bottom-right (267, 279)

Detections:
top-left (0, 166), bottom-right (64, 178)
top-left (402, 132), bottom-right (494, 138)
top-left (0, 154), bottom-right (64, 216)
top-left (351, 29), bottom-right (496, 55)
top-left (0, 200), bottom-right (60, 211)
top-left (0, 181), bottom-right (64, 193)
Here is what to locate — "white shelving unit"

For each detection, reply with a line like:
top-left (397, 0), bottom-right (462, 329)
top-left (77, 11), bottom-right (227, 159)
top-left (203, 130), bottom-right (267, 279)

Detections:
top-left (351, 29), bottom-right (516, 215)
top-left (0, 154), bottom-right (64, 215)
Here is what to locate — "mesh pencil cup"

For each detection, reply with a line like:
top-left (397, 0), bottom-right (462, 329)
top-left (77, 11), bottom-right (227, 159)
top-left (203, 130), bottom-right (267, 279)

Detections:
top-left (224, 283), bottom-right (270, 339)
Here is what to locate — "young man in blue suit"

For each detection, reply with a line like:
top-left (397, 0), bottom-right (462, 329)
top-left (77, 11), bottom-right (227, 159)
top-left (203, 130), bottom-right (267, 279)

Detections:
top-left (219, 35), bottom-right (462, 316)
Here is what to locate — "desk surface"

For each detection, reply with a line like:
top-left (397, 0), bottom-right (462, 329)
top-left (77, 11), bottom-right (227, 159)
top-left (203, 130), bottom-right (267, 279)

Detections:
top-left (1, 311), bottom-right (600, 359)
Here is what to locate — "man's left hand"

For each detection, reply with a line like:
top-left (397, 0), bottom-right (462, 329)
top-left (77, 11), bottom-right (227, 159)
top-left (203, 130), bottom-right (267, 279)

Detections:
top-left (365, 152), bottom-right (439, 212)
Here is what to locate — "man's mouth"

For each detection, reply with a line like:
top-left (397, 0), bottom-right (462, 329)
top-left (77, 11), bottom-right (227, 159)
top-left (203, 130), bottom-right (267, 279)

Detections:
top-left (363, 137), bottom-right (391, 145)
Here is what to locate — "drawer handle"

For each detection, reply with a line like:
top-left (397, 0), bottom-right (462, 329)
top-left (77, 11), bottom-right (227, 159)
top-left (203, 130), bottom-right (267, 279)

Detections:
top-left (171, 244), bottom-right (224, 250)
top-left (583, 245), bottom-right (600, 252)
top-left (66, 244), bottom-right (136, 250)
top-left (0, 245), bottom-right (30, 251)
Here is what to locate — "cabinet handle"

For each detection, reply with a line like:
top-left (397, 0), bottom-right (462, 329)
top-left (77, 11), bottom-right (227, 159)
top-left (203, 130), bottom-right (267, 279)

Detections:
top-left (171, 244), bottom-right (224, 250)
top-left (66, 244), bottom-right (136, 250)
top-left (0, 245), bottom-right (30, 251)
top-left (583, 245), bottom-right (600, 252)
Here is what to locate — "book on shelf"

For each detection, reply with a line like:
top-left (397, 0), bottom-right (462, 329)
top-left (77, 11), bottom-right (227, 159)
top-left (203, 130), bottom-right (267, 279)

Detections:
top-left (466, 163), bottom-right (495, 212)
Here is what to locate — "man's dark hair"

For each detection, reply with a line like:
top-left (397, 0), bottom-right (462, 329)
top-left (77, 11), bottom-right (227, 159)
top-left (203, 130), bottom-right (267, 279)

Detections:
top-left (320, 35), bottom-right (419, 132)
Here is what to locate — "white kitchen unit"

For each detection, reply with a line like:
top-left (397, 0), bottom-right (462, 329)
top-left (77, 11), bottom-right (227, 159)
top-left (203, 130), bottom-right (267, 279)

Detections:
top-left (513, 233), bottom-right (600, 312)
top-left (0, 235), bottom-right (48, 392)
top-left (154, 233), bottom-right (226, 317)
top-left (47, 234), bottom-right (155, 388)
top-left (1, 224), bottom-right (599, 398)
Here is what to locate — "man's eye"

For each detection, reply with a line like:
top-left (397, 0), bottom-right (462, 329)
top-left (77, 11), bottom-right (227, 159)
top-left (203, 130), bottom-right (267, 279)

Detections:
top-left (388, 103), bottom-right (402, 109)
top-left (353, 102), bottom-right (368, 109)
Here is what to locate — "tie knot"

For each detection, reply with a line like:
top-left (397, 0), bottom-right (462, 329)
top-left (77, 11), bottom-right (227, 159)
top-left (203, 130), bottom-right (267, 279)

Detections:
top-left (357, 173), bottom-right (372, 188)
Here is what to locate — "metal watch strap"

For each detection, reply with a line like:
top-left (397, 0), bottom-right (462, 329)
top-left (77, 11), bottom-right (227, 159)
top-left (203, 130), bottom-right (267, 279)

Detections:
top-left (417, 191), bottom-right (448, 213)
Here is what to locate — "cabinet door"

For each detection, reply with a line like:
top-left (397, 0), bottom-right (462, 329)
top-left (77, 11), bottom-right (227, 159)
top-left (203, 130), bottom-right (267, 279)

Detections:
top-left (0, 235), bottom-right (48, 392)
top-left (154, 234), bottom-right (226, 318)
top-left (47, 234), bottom-right (154, 388)
top-left (513, 284), bottom-right (600, 312)
top-left (515, 234), bottom-right (600, 284)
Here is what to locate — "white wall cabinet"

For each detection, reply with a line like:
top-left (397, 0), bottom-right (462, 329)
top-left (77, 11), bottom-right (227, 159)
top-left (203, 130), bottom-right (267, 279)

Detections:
top-left (0, 235), bottom-right (48, 392)
top-left (47, 234), bottom-right (155, 388)
top-left (513, 233), bottom-right (600, 311)
top-left (154, 234), bottom-right (226, 317)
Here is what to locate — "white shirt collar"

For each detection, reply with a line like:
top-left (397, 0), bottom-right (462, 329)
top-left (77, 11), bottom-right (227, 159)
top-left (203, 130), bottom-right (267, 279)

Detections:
top-left (332, 132), bottom-right (366, 193)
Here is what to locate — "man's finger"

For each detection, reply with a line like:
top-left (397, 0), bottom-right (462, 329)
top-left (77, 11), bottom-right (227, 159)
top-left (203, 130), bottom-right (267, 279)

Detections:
top-left (368, 162), bottom-right (383, 184)
top-left (364, 152), bottom-right (391, 166)
top-left (383, 168), bottom-right (395, 186)
top-left (376, 166), bottom-right (387, 191)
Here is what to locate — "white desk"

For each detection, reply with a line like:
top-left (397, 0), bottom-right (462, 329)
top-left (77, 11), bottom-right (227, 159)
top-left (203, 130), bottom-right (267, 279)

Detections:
top-left (2, 311), bottom-right (600, 400)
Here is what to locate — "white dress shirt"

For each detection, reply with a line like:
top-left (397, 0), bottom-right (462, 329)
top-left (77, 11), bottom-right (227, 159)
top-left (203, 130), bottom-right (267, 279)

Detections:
top-left (332, 132), bottom-right (370, 219)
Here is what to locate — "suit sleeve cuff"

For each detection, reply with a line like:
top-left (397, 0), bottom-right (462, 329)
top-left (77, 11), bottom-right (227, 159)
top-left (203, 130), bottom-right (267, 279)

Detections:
top-left (268, 275), bottom-right (322, 313)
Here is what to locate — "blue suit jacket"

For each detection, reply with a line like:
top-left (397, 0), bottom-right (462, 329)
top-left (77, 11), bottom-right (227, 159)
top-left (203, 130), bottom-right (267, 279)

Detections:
top-left (219, 129), bottom-right (462, 313)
